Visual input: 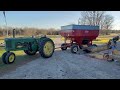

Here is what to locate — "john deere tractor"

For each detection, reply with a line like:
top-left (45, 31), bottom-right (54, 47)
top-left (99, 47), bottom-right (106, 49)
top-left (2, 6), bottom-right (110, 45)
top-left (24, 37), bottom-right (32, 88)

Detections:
top-left (2, 31), bottom-right (55, 64)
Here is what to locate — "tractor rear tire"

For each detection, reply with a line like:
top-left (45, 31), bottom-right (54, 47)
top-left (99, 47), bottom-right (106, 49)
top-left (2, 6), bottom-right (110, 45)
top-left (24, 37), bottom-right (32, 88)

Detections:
top-left (61, 43), bottom-right (67, 50)
top-left (39, 38), bottom-right (55, 58)
top-left (5, 52), bottom-right (16, 64)
top-left (24, 50), bottom-right (37, 55)
top-left (2, 52), bottom-right (9, 64)
top-left (71, 45), bottom-right (79, 54)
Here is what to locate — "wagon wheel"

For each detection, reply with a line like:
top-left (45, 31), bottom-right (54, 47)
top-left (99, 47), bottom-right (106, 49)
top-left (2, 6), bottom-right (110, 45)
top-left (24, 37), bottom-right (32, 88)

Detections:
top-left (61, 43), bottom-right (67, 50)
top-left (71, 45), bottom-right (79, 54)
top-left (39, 38), bottom-right (55, 58)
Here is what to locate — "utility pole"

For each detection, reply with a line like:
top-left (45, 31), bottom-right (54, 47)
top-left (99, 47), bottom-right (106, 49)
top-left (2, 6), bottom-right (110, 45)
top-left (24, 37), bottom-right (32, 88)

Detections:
top-left (3, 11), bottom-right (8, 37)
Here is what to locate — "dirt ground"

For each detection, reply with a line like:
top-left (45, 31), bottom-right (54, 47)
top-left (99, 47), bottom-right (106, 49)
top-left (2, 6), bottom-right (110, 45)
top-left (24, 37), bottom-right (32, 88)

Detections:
top-left (0, 38), bottom-right (120, 79)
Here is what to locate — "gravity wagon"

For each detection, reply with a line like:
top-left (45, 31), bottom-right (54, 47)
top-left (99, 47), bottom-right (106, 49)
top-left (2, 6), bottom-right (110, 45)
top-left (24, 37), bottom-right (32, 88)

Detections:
top-left (60, 24), bottom-right (99, 53)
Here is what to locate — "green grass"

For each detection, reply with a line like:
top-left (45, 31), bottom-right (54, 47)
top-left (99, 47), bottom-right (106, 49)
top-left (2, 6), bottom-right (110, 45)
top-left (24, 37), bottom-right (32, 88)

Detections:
top-left (93, 33), bottom-right (120, 44)
top-left (0, 40), bottom-right (4, 44)
top-left (93, 37), bottom-right (110, 44)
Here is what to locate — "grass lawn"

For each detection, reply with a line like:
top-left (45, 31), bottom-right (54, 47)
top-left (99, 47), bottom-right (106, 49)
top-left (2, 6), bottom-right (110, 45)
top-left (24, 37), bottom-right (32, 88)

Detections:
top-left (93, 33), bottom-right (120, 44)
top-left (0, 40), bottom-right (4, 44)
top-left (93, 37), bottom-right (110, 44)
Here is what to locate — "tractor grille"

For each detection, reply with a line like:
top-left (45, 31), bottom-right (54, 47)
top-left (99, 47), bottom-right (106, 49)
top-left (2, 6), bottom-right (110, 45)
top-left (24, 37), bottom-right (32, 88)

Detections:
top-left (6, 40), bottom-right (12, 49)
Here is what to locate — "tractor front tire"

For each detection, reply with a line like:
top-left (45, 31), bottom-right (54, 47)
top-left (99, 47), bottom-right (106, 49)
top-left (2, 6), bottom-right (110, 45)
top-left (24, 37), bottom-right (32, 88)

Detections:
top-left (39, 38), bottom-right (55, 58)
top-left (24, 50), bottom-right (37, 55)
top-left (5, 52), bottom-right (16, 64)
top-left (2, 52), bottom-right (9, 64)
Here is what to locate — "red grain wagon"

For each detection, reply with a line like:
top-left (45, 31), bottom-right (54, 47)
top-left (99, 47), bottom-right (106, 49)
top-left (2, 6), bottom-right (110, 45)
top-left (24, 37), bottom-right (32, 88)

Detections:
top-left (60, 24), bottom-right (99, 53)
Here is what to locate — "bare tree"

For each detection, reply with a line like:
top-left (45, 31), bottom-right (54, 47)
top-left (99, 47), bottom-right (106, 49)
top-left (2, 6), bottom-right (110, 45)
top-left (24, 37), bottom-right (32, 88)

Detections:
top-left (101, 15), bottom-right (114, 30)
top-left (79, 11), bottom-right (114, 30)
top-left (79, 11), bottom-right (105, 26)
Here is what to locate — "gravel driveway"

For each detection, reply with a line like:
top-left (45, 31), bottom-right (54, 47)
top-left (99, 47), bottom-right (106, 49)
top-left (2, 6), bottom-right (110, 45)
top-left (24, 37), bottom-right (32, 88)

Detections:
top-left (0, 38), bottom-right (120, 79)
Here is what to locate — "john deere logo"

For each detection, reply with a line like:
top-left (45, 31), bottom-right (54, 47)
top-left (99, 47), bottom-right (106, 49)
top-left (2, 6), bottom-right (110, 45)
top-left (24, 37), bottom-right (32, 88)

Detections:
top-left (85, 30), bottom-right (89, 33)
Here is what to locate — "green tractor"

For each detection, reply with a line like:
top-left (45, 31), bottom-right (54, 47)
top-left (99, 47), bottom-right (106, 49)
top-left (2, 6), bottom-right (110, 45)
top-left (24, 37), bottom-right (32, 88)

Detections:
top-left (2, 32), bottom-right (55, 64)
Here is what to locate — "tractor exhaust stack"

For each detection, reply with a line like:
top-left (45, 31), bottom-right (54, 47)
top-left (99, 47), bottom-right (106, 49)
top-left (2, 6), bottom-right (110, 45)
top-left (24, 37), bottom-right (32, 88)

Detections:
top-left (13, 29), bottom-right (16, 38)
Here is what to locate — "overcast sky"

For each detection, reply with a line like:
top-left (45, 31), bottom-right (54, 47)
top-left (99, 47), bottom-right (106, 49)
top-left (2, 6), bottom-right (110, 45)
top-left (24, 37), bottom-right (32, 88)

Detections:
top-left (0, 11), bottom-right (120, 30)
